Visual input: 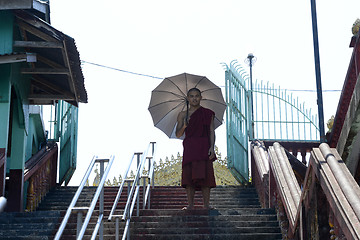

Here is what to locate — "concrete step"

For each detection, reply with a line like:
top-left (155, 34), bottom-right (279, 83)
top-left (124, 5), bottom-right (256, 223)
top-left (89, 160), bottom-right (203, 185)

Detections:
top-left (131, 226), bottom-right (281, 235)
top-left (0, 211), bottom-right (61, 239)
top-left (129, 233), bottom-right (283, 240)
top-left (137, 208), bottom-right (276, 216)
top-left (1, 185), bottom-right (282, 239)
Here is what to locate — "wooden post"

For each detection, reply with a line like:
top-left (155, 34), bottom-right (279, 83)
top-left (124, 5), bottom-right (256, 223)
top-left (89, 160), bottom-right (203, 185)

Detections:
top-left (268, 166), bottom-right (277, 208)
top-left (6, 169), bottom-right (24, 212)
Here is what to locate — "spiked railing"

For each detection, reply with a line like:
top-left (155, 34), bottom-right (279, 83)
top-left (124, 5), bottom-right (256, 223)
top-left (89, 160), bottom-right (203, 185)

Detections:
top-left (253, 80), bottom-right (319, 141)
top-left (224, 59), bottom-right (320, 142)
top-left (223, 60), bottom-right (320, 184)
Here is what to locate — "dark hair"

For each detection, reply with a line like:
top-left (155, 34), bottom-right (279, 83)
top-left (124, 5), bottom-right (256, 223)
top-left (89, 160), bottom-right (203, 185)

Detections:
top-left (187, 87), bottom-right (201, 96)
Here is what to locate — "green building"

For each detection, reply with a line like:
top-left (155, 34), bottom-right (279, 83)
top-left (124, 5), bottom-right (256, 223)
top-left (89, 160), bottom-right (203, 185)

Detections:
top-left (0, 1), bottom-right (87, 212)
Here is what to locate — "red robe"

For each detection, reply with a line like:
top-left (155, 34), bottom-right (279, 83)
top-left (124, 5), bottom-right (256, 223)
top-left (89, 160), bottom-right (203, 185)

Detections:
top-left (181, 107), bottom-right (216, 189)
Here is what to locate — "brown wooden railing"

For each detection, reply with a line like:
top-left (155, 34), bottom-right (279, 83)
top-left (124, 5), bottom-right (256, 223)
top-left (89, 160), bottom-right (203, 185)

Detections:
top-left (24, 142), bottom-right (58, 212)
top-left (251, 141), bottom-right (360, 240)
top-left (0, 148), bottom-right (5, 197)
top-left (251, 141), bottom-right (269, 208)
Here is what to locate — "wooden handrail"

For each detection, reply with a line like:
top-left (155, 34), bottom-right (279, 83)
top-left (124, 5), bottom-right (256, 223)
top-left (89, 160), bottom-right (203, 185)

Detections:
top-left (310, 144), bottom-right (360, 239)
top-left (251, 141), bottom-right (360, 239)
top-left (24, 142), bottom-right (58, 211)
top-left (251, 141), bottom-right (269, 208)
top-left (268, 142), bottom-right (301, 233)
top-left (24, 142), bottom-right (57, 181)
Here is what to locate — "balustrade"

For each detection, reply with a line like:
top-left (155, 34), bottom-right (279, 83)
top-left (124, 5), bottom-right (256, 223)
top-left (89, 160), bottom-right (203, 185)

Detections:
top-left (251, 141), bottom-right (360, 239)
top-left (24, 142), bottom-right (58, 212)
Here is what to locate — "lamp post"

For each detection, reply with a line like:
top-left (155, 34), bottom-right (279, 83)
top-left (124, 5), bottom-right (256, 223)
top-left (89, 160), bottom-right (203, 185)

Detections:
top-left (245, 53), bottom-right (257, 139)
top-left (310, 0), bottom-right (325, 142)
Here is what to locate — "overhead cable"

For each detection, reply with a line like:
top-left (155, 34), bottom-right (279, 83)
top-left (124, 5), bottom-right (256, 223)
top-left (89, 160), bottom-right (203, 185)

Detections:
top-left (81, 60), bottom-right (163, 80)
top-left (81, 60), bottom-right (341, 92)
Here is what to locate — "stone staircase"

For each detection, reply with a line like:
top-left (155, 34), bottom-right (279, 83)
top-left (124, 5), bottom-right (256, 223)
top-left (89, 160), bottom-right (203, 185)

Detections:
top-left (132, 186), bottom-right (282, 240)
top-left (0, 185), bottom-right (282, 239)
top-left (0, 210), bottom-right (61, 240)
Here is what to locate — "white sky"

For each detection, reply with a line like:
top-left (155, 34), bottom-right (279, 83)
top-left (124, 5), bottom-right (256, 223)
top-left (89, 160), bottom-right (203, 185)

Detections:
top-left (47, 0), bottom-right (360, 185)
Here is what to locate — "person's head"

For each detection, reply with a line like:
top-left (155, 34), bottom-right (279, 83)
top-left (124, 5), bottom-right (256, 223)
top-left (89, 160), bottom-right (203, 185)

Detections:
top-left (187, 87), bottom-right (202, 97)
top-left (187, 87), bottom-right (202, 107)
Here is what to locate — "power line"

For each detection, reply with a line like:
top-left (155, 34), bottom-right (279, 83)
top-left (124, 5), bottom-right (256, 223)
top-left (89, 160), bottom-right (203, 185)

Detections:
top-left (81, 60), bottom-right (341, 92)
top-left (81, 60), bottom-right (163, 80)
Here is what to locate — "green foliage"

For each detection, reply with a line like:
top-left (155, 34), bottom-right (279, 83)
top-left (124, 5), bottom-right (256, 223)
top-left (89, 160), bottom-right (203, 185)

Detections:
top-left (99, 146), bottom-right (240, 186)
top-left (154, 146), bottom-right (240, 186)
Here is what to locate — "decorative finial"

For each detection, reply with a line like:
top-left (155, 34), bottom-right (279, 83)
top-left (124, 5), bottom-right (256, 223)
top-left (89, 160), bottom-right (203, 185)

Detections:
top-left (352, 18), bottom-right (360, 36)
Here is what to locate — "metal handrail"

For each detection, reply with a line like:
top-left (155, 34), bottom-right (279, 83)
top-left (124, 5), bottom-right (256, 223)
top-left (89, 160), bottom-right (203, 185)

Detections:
top-left (54, 155), bottom-right (97, 240)
top-left (107, 142), bottom-right (156, 240)
top-left (107, 153), bottom-right (137, 221)
top-left (122, 151), bottom-right (147, 221)
top-left (142, 143), bottom-right (157, 209)
top-left (54, 155), bottom-right (115, 240)
top-left (78, 156), bottom-right (115, 240)
top-left (0, 197), bottom-right (6, 212)
top-left (123, 185), bottom-right (141, 240)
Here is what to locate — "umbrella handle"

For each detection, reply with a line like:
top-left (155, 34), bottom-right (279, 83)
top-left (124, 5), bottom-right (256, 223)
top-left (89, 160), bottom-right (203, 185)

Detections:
top-left (186, 99), bottom-right (189, 124)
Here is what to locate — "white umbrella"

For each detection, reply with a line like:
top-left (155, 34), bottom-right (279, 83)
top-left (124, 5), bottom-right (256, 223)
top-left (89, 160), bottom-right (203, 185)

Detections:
top-left (148, 72), bottom-right (226, 139)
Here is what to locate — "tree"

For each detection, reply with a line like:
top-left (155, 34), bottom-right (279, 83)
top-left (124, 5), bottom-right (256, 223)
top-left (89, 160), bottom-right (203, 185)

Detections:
top-left (100, 146), bottom-right (240, 186)
top-left (153, 146), bottom-right (240, 186)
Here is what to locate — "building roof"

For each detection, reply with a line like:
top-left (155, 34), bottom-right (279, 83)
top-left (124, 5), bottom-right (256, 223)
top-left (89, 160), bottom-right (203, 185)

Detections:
top-left (0, 0), bottom-right (50, 22)
top-left (10, 9), bottom-right (87, 106)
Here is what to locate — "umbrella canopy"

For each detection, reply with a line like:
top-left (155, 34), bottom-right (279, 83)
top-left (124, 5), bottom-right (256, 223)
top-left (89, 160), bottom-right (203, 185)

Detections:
top-left (148, 72), bottom-right (227, 139)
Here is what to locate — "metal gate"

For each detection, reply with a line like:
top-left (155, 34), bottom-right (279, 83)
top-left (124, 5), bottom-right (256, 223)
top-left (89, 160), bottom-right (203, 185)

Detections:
top-left (224, 61), bottom-right (252, 183)
top-left (223, 60), bottom-right (320, 183)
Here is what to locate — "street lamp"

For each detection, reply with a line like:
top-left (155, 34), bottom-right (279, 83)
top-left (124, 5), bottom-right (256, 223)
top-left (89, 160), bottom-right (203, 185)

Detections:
top-left (245, 53), bottom-right (257, 139)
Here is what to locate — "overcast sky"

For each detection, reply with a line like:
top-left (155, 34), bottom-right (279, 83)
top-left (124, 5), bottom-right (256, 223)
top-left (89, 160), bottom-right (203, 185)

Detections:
top-left (48, 0), bottom-right (360, 185)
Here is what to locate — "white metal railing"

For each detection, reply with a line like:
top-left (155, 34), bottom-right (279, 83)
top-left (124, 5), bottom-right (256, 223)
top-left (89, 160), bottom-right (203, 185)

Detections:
top-left (0, 197), bottom-right (6, 212)
top-left (54, 155), bottom-right (115, 240)
top-left (108, 142), bottom-right (156, 240)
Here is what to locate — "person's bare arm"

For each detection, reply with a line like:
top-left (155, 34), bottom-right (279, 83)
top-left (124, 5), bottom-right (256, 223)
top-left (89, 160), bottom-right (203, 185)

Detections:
top-left (208, 115), bottom-right (216, 160)
top-left (176, 111), bottom-right (187, 138)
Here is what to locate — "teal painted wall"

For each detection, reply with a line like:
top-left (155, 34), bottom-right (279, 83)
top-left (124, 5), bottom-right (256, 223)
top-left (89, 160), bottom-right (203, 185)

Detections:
top-left (26, 110), bottom-right (46, 158)
top-left (8, 98), bottom-right (26, 170)
top-left (0, 10), bottom-right (79, 188)
top-left (0, 10), bottom-right (13, 54)
top-left (0, 10), bottom-right (13, 150)
top-left (0, 65), bottom-right (11, 149)
top-left (0, 10), bottom-right (44, 170)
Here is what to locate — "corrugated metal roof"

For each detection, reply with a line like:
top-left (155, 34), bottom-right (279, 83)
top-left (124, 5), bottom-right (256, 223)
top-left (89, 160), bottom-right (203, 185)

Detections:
top-left (11, 9), bottom-right (87, 106)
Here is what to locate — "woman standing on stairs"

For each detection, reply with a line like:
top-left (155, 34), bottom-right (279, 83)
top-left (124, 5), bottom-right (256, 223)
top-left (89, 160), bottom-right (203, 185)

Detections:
top-left (175, 87), bottom-right (217, 210)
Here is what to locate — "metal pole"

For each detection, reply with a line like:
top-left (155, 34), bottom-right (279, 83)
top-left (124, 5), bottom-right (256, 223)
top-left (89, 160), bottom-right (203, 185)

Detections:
top-left (246, 53), bottom-right (256, 139)
top-left (99, 161), bottom-right (105, 240)
top-left (76, 212), bottom-right (83, 238)
top-left (115, 217), bottom-right (119, 240)
top-left (310, 0), bottom-right (325, 142)
top-left (150, 142), bottom-right (156, 156)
